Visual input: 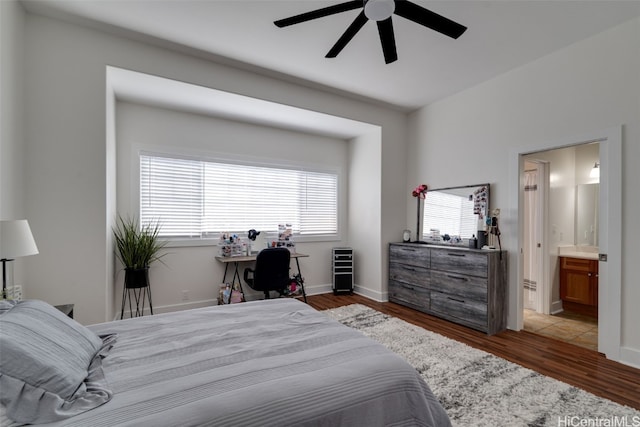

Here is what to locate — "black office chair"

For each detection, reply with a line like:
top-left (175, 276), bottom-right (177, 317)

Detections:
top-left (243, 248), bottom-right (291, 299)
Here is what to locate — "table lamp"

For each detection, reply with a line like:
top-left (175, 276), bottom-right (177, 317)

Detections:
top-left (0, 220), bottom-right (39, 299)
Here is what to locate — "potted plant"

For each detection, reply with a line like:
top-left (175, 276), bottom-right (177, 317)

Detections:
top-left (113, 215), bottom-right (166, 289)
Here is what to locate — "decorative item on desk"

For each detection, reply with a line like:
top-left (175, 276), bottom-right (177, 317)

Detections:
top-left (247, 229), bottom-right (260, 254)
top-left (247, 229), bottom-right (260, 241)
top-left (412, 184), bottom-right (428, 242)
top-left (219, 231), bottom-right (244, 257)
top-left (274, 223), bottom-right (296, 252)
top-left (0, 220), bottom-right (39, 300)
top-left (402, 229), bottom-right (411, 242)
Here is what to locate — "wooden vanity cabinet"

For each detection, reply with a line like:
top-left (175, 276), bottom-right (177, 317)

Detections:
top-left (559, 256), bottom-right (598, 317)
top-left (389, 243), bottom-right (507, 335)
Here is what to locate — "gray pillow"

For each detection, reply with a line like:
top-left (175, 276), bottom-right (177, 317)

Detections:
top-left (0, 299), bottom-right (115, 424)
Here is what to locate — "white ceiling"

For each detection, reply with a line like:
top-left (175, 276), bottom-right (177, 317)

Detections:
top-left (23, 0), bottom-right (640, 111)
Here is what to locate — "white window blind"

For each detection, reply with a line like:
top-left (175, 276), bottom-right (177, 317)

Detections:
top-left (140, 153), bottom-right (338, 238)
top-left (422, 192), bottom-right (476, 238)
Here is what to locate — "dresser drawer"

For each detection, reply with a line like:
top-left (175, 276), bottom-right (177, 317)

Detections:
top-left (389, 262), bottom-right (430, 288)
top-left (389, 244), bottom-right (429, 268)
top-left (431, 249), bottom-right (488, 278)
top-left (334, 260), bottom-right (353, 268)
top-left (560, 257), bottom-right (597, 273)
top-left (430, 291), bottom-right (487, 330)
top-left (430, 270), bottom-right (487, 303)
top-left (389, 280), bottom-right (430, 309)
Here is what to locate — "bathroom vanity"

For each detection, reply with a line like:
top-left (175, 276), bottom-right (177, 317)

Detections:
top-left (559, 255), bottom-right (598, 318)
top-left (388, 242), bottom-right (508, 335)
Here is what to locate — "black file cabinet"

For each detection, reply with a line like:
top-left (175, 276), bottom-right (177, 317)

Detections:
top-left (332, 247), bottom-right (353, 295)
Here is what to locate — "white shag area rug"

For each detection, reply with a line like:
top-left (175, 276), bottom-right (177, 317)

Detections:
top-left (323, 304), bottom-right (640, 427)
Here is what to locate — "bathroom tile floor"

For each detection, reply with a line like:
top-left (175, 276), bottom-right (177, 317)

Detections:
top-left (523, 309), bottom-right (598, 351)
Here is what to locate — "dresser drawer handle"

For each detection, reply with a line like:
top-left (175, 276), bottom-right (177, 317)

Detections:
top-left (448, 253), bottom-right (466, 257)
top-left (447, 275), bottom-right (468, 281)
top-left (447, 296), bottom-right (465, 303)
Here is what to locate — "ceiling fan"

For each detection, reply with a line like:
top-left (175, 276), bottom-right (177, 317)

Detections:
top-left (274, 0), bottom-right (467, 64)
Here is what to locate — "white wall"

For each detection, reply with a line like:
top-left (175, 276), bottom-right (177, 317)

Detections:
top-left (18, 12), bottom-right (407, 324)
top-left (347, 130), bottom-right (383, 300)
top-left (0, 1), bottom-right (25, 219)
top-left (0, 1), bottom-right (30, 289)
top-left (408, 17), bottom-right (640, 365)
top-left (116, 101), bottom-right (350, 310)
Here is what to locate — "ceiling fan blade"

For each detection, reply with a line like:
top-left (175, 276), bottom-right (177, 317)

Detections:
top-left (394, 1), bottom-right (467, 39)
top-left (326, 11), bottom-right (368, 58)
top-left (377, 18), bottom-right (397, 64)
top-left (274, 0), bottom-right (362, 28)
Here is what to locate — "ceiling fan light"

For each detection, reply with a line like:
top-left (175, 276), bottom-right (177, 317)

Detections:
top-left (364, 0), bottom-right (395, 21)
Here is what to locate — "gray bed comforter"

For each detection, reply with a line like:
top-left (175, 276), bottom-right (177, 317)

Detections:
top-left (40, 298), bottom-right (450, 426)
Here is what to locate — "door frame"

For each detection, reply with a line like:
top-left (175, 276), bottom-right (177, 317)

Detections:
top-left (508, 126), bottom-right (621, 361)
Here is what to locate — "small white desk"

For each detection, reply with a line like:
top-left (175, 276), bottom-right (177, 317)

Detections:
top-left (215, 252), bottom-right (309, 302)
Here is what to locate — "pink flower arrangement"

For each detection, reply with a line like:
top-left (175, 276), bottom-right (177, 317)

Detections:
top-left (412, 184), bottom-right (428, 199)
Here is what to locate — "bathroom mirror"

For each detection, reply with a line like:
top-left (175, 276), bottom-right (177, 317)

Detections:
top-left (422, 183), bottom-right (490, 240)
top-left (575, 183), bottom-right (598, 247)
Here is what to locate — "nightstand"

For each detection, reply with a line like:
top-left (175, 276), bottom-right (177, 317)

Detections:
top-left (55, 304), bottom-right (74, 319)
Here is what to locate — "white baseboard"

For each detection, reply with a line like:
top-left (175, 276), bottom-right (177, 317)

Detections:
top-left (304, 283), bottom-right (387, 302)
top-left (304, 283), bottom-right (332, 295)
top-left (550, 300), bottom-right (563, 314)
top-left (620, 346), bottom-right (640, 370)
top-left (354, 285), bottom-right (386, 302)
top-left (114, 299), bottom-right (217, 320)
top-left (114, 282), bottom-right (383, 320)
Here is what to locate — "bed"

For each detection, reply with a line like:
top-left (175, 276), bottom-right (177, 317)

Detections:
top-left (0, 298), bottom-right (450, 426)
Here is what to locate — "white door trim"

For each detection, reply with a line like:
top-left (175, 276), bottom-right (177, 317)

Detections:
top-left (537, 161), bottom-right (550, 315)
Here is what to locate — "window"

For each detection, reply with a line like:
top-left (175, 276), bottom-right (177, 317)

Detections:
top-left (140, 153), bottom-right (338, 239)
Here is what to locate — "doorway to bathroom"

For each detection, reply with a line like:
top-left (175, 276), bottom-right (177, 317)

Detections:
top-left (521, 142), bottom-right (600, 351)
top-left (511, 126), bottom-right (621, 361)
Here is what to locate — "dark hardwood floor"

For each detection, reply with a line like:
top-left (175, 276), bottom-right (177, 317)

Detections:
top-left (304, 293), bottom-right (640, 410)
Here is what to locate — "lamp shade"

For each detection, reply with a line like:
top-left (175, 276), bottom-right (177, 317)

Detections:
top-left (589, 162), bottom-right (600, 179)
top-left (0, 220), bottom-right (39, 259)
